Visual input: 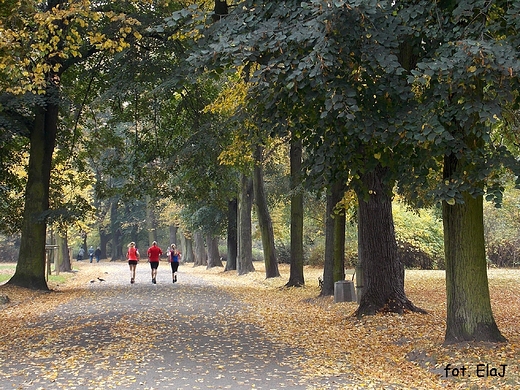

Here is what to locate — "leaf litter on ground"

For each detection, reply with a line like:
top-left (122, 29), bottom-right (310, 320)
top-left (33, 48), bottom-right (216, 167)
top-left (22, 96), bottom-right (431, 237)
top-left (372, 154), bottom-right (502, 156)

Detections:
top-left (0, 261), bottom-right (519, 389)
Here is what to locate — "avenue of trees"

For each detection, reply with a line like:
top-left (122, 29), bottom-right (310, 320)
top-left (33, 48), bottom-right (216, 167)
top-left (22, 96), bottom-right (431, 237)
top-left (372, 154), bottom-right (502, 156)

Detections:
top-left (1, 0), bottom-right (520, 344)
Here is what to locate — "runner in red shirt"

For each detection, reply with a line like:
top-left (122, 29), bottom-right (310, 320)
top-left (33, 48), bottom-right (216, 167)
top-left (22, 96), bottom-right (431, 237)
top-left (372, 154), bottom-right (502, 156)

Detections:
top-left (126, 242), bottom-right (140, 284)
top-left (147, 241), bottom-right (163, 284)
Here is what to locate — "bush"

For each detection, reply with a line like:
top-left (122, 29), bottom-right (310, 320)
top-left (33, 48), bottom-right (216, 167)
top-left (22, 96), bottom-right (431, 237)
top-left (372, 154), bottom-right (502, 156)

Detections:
top-left (275, 242), bottom-right (291, 264)
top-left (0, 235), bottom-right (20, 262)
top-left (307, 241), bottom-right (324, 267)
top-left (487, 240), bottom-right (520, 268)
top-left (397, 240), bottom-right (435, 270)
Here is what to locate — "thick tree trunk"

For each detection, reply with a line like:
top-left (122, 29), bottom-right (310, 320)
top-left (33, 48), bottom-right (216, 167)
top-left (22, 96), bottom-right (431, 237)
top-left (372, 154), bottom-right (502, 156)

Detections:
top-left (193, 230), bottom-right (207, 266)
top-left (253, 146), bottom-right (280, 278)
top-left (57, 232), bottom-right (72, 272)
top-left (206, 233), bottom-right (223, 268)
top-left (9, 100), bottom-right (58, 290)
top-left (183, 236), bottom-right (194, 263)
top-left (355, 166), bottom-right (425, 317)
top-left (237, 174), bottom-right (255, 275)
top-left (99, 230), bottom-right (110, 260)
top-left (322, 180), bottom-right (346, 296)
top-left (443, 155), bottom-right (505, 343)
top-left (225, 198), bottom-right (238, 271)
top-left (286, 138), bottom-right (304, 287)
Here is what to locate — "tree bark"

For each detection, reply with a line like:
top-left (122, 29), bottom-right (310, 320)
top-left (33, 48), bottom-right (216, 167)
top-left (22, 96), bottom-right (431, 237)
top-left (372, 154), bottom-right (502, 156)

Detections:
top-left (99, 230), bottom-right (110, 260)
top-left (193, 230), bottom-right (207, 266)
top-left (286, 138), bottom-right (304, 287)
top-left (206, 233), bottom-right (223, 268)
top-left (146, 195), bottom-right (157, 245)
top-left (57, 232), bottom-right (72, 272)
top-left (253, 146), bottom-right (280, 278)
top-left (110, 199), bottom-right (122, 260)
top-left (183, 235), bottom-right (194, 263)
top-left (443, 155), bottom-right (505, 342)
top-left (8, 98), bottom-right (59, 290)
top-left (225, 198), bottom-right (238, 271)
top-left (321, 180), bottom-right (346, 296)
top-left (355, 165), bottom-right (425, 317)
top-left (237, 173), bottom-right (255, 275)
top-left (169, 225), bottom-right (178, 247)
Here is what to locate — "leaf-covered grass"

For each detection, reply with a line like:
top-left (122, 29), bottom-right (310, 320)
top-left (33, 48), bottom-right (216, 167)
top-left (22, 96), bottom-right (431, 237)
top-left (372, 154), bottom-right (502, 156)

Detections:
top-left (183, 263), bottom-right (520, 389)
top-left (0, 261), bottom-right (518, 389)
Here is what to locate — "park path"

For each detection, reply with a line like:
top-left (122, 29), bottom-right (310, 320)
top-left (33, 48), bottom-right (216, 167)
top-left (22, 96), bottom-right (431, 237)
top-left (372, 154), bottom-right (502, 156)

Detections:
top-left (0, 262), bottom-right (351, 389)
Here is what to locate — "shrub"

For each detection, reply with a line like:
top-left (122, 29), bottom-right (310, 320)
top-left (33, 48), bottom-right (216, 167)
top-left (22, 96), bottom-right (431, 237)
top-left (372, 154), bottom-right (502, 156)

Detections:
top-left (397, 240), bottom-right (435, 269)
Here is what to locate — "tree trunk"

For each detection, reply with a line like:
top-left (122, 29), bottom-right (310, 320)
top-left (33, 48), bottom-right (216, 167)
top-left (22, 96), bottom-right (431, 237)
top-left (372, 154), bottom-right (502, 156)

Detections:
top-left (169, 225), bottom-right (178, 247)
top-left (146, 195), bottom-right (157, 245)
top-left (183, 235), bottom-right (194, 263)
top-left (206, 233), bottom-right (223, 268)
top-left (8, 99), bottom-right (59, 290)
top-left (321, 180), bottom-right (346, 296)
top-left (237, 173), bottom-right (255, 275)
top-left (286, 138), bottom-right (304, 287)
top-left (253, 146), bottom-right (280, 278)
top-left (333, 209), bottom-right (346, 283)
top-left (355, 165), bottom-right (425, 317)
top-left (193, 230), bottom-right (207, 266)
top-left (110, 199), bottom-right (122, 260)
top-left (57, 232), bottom-right (72, 272)
top-left (225, 198), bottom-right (238, 271)
top-left (443, 155), bottom-right (505, 342)
top-left (99, 230), bottom-right (110, 260)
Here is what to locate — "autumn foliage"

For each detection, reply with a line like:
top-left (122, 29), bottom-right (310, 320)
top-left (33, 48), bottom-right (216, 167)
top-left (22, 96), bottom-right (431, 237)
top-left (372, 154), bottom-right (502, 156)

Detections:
top-left (1, 262), bottom-right (519, 389)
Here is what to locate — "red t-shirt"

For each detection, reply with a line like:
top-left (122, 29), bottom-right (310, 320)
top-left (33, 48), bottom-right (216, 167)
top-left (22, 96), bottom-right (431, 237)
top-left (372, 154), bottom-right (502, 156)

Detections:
top-left (147, 245), bottom-right (163, 262)
top-left (127, 247), bottom-right (139, 261)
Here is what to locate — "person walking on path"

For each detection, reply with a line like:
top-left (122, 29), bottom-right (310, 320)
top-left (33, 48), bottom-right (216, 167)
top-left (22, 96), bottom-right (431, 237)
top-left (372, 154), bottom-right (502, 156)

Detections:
top-left (94, 247), bottom-right (101, 263)
top-left (168, 244), bottom-right (181, 283)
top-left (147, 241), bottom-right (163, 284)
top-left (88, 246), bottom-right (94, 263)
top-left (77, 247), bottom-right (84, 261)
top-left (126, 242), bottom-right (140, 284)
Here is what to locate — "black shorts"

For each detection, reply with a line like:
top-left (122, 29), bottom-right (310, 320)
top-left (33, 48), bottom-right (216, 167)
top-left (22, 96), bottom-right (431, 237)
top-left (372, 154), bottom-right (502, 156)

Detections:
top-left (170, 262), bottom-right (179, 273)
top-left (128, 260), bottom-right (138, 266)
top-left (150, 261), bottom-right (159, 269)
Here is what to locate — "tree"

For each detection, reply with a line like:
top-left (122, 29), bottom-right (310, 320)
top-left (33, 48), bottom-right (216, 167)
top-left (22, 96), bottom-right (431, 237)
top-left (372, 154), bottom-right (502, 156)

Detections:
top-left (404, 0), bottom-right (520, 342)
top-left (206, 232), bottom-right (223, 268)
top-left (193, 230), bottom-right (207, 266)
top-left (286, 138), bottom-right (304, 287)
top-left (0, 0), bottom-right (146, 289)
top-left (321, 180), bottom-right (346, 296)
top-left (237, 174), bottom-right (255, 275)
top-left (253, 145), bottom-right (280, 278)
top-left (355, 166), bottom-right (425, 315)
top-left (225, 198), bottom-right (238, 271)
top-left (186, 1), bottom-right (422, 306)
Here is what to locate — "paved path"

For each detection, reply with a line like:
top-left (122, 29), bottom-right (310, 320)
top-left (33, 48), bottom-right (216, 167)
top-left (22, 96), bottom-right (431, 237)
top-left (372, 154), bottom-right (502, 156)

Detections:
top-left (0, 262), bottom-right (352, 389)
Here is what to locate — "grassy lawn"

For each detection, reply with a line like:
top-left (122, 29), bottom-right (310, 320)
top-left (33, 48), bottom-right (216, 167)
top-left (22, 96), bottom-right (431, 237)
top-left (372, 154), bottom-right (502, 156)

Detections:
top-left (0, 263), bottom-right (74, 285)
top-left (183, 264), bottom-right (520, 389)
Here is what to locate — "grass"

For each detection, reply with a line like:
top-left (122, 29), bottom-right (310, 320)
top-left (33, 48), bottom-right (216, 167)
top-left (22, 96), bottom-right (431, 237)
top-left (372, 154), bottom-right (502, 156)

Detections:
top-left (182, 263), bottom-right (520, 389)
top-left (0, 263), bottom-right (75, 285)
